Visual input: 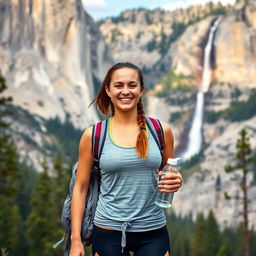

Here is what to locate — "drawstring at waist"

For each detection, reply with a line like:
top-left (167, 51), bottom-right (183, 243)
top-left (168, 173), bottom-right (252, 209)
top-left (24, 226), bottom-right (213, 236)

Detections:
top-left (121, 221), bottom-right (131, 253)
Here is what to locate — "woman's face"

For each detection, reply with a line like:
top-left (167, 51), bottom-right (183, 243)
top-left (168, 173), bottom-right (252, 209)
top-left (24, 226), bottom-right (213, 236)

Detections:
top-left (105, 67), bottom-right (143, 113)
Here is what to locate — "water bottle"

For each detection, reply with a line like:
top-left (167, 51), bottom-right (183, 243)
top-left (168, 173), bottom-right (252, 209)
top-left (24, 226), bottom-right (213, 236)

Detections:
top-left (155, 157), bottom-right (182, 208)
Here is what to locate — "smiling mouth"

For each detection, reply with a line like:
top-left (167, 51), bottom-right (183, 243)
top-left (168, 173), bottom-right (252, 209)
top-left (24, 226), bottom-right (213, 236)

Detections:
top-left (119, 98), bottom-right (133, 102)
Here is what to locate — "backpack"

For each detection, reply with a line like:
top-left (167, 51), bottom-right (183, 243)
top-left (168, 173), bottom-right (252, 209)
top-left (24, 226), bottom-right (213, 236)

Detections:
top-left (53, 117), bottom-right (165, 255)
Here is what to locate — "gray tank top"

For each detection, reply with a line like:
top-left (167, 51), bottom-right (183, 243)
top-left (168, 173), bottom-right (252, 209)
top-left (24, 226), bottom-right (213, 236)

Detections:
top-left (94, 119), bottom-right (166, 240)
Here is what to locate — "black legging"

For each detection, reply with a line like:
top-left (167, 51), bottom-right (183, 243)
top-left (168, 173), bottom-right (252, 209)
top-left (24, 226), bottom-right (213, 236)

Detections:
top-left (92, 225), bottom-right (170, 256)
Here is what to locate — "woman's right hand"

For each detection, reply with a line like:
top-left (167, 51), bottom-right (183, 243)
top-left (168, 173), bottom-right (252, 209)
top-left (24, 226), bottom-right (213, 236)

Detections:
top-left (69, 240), bottom-right (85, 256)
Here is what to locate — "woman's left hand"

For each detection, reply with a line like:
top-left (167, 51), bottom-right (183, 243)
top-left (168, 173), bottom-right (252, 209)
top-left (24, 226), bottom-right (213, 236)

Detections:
top-left (158, 171), bottom-right (183, 193)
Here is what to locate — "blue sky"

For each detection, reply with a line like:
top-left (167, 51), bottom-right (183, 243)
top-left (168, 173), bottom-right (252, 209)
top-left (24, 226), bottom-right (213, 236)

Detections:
top-left (82, 0), bottom-right (236, 21)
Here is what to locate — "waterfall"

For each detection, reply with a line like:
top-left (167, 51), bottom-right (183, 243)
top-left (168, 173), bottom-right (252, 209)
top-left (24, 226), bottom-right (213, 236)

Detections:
top-left (182, 17), bottom-right (222, 160)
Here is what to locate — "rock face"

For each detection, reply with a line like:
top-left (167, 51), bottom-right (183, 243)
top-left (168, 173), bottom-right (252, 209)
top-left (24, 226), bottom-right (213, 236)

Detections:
top-left (98, 3), bottom-right (227, 72)
top-left (0, 0), bottom-right (113, 129)
top-left (161, 17), bottom-right (215, 86)
top-left (100, 1), bottom-right (256, 90)
top-left (214, 17), bottom-right (256, 87)
top-left (173, 115), bottom-right (256, 230)
top-left (160, 0), bottom-right (256, 89)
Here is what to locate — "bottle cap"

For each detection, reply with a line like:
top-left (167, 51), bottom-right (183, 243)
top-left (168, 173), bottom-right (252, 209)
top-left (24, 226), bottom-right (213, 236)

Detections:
top-left (167, 157), bottom-right (182, 166)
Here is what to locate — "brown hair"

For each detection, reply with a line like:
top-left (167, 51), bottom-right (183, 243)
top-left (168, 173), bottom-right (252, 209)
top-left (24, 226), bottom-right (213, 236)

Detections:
top-left (89, 62), bottom-right (148, 159)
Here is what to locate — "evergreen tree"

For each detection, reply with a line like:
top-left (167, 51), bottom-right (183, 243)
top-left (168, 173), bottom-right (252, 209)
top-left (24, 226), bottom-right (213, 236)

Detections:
top-left (52, 152), bottom-right (71, 255)
top-left (17, 160), bottom-right (38, 255)
top-left (224, 129), bottom-right (253, 256)
top-left (0, 71), bottom-right (21, 254)
top-left (216, 245), bottom-right (231, 256)
top-left (191, 213), bottom-right (206, 256)
top-left (53, 152), bottom-right (70, 215)
top-left (27, 159), bottom-right (56, 256)
top-left (204, 210), bottom-right (221, 256)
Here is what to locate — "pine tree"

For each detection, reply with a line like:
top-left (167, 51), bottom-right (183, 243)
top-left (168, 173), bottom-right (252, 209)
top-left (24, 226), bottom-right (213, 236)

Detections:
top-left (27, 159), bottom-right (56, 256)
top-left (191, 213), bottom-right (206, 256)
top-left (53, 152), bottom-right (70, 215)
top-left (224, 129), bottom-right (253, 256)
top-left (0, 71), bottom-right (21, 254)
top-left (52, 152), bottom-right (71, 255)
top-left (204, 210), bottom-right (221, 256)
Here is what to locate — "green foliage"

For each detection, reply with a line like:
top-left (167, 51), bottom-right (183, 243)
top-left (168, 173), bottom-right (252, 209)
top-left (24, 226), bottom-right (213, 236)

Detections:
top-left (204, 110), bottom-right (222, 123)
top-left (136, 31), bottom-right (143, 39)
top-left (0, 71), bottom-right (12, 131)
top-left (156, 69), bottom-right (193, 97)
top-left (166, 211), bottom-right (256, 256)
top-left (51, 153), bottom-right (72, 255)
top-left (169, 111), bottom-right (185, 123)
top-left (52, 152), bottom-right (71, 214)
top-left (191, 213), bottom-right (206, 256)
top-left (205, 89), bottom-right (256, 123)
top-left (216, 245), bottom-right (231, 256)
top-left (0, 71), bottom-right (22, 255)
top-left (0, 197), bottom-right (22, 255)
top-left (17, 161), bottom-right (38, 220)
top-left (224, 129), bottom-right (252, 256)
top-left (27, 159), bottom-right (57, 256)
top-left (222, 224), bottom-right (244, 256)
top-left (146, 37), bottom-right (158, 52)
top-left (181, 150), bottom-right (204, 170)
top-left (209, 6), bottom-right (227, 15)
top-left (45, 115), bottom-right (83, 162)
top-left (191, 211), bottom-right (221, 256)
top-left (158, 29), bottom-right (168, 55)
top-left (215, 175), bottom-right (222, 192)
top-left (165, 93), bottom-right (194, 105)
top-left (204, 211), bottom-right (221, 256)
top-left (170, 22), bottom-right (187, 42)
top-left (145, 12), bottom-right (153, 25)
top-left (110, 15), bottom-right (127, 24)
top-left (166, 212), bottom-right (194, 256)
top-left (225, 90), bottom-right (256, 122)
top-left (110, 28), bottom-right (123, 41)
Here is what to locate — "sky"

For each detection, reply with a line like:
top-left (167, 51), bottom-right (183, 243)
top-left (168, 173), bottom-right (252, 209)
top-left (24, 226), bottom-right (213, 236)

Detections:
top-left (82, 0), bottom-right (236, 21)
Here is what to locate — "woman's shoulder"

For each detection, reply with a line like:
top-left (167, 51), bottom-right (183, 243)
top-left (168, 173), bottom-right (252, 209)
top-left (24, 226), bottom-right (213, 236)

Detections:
top-left (81, 118), bottom-right (109, 142)
top-left (80, 126), bottom-right (93, 146)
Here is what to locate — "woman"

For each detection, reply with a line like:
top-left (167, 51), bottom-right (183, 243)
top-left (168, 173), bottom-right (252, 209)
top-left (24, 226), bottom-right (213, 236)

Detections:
top-left (70, 62), bottom-right (183, 256)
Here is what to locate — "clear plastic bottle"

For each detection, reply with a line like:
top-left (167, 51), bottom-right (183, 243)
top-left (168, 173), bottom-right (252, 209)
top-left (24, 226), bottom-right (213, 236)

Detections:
top-left (155, 157), bottom-right (181, 208)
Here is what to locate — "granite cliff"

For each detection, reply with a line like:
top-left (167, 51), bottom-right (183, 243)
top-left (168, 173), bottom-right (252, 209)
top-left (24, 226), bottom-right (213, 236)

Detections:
top-left (0, 0), bottom-right (113, 128)
top-left (0, 0), bottom-right (113, 169)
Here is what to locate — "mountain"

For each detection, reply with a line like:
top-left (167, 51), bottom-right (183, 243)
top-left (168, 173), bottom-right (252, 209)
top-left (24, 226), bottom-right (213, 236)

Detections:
top-left (98, 2), bottom-right (232, 88)
top-left (0, 0), bottom-right (113, 129)
top-left (0, 0), bottom-right (113, 170)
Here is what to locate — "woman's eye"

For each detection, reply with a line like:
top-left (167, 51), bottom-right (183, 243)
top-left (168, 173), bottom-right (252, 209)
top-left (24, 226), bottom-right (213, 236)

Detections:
top-left (130, 84), bottom-right (137, 88)
top-left (114, 84), bottom-right (122, 88)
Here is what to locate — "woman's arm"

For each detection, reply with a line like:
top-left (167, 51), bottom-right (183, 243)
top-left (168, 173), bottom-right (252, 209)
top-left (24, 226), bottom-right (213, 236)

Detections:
top-left (70, 127), bottom-right (94, 247)
top-left (161, 121), bottom-right (175, 166)
top-left (158, 121), bottom-right (183, 193)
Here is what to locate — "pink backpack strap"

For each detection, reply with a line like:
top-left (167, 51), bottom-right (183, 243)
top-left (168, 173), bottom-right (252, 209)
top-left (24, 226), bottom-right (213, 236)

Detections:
top-left (146, 117), bottom-right (165, 153)
top-left (92, 119), bottom-right (108, 165)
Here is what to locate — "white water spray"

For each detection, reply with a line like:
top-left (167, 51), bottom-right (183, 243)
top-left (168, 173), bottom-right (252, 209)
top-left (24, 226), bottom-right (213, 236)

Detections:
top-left (182, 18), bottom-right (222, 160)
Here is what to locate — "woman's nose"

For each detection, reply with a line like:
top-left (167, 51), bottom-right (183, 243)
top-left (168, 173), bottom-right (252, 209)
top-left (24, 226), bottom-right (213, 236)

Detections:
top-left (121, 86), bottom-right (130, 95)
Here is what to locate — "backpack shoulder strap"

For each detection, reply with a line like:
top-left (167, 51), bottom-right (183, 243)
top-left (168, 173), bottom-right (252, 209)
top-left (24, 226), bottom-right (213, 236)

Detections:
top-left (145, 116), bottom-right (165, 154)
top-left (92, 119), bottom-right (108, 166)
